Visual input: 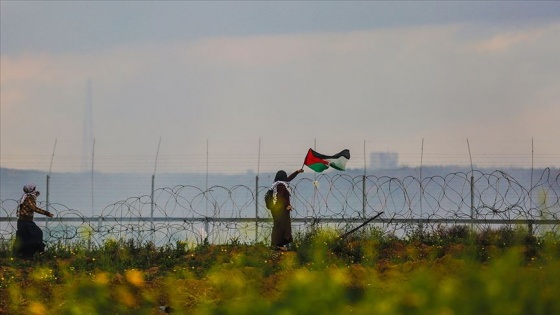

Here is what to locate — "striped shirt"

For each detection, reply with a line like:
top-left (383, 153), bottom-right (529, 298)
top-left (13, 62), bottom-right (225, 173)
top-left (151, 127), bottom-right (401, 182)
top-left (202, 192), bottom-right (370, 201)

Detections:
top-left (18, 195), bottom-right (50, 221)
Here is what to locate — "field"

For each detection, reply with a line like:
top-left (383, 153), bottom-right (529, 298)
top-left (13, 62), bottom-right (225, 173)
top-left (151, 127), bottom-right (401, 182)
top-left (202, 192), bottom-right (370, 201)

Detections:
top-left (1, 225), bottom-right (560, 315)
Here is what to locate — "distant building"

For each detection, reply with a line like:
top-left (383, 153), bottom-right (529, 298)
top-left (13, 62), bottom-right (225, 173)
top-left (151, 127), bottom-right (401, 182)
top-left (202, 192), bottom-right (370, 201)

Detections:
top-left (370, 152), bottom-right (398, 169)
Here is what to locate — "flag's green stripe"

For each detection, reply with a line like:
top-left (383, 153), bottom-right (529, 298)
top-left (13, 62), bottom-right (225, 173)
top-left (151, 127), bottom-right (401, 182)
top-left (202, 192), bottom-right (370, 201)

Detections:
top-left (329, 163), bottom-right (344, 171)
top-left (307, 162), bottom-right (329, 172)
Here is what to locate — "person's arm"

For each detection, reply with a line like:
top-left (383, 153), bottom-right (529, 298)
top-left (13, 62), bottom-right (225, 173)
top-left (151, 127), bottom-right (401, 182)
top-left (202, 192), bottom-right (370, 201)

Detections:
top-left (26, 197), bottom-right (54, 218)
top-left (287, 169), bottom-right (304, 182)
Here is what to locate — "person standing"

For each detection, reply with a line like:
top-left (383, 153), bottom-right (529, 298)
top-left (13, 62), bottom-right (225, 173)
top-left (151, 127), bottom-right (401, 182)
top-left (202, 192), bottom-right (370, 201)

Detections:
top-left (269, 169), bottom-right (303, 251)
top-left (13, 183), bottom-right (54, 258)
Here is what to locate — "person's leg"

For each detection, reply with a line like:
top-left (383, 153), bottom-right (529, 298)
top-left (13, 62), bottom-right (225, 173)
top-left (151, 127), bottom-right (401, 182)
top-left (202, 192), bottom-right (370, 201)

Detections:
top-left (13, 230), bottom-right (23, 257)
top-left (278, 212), bottom-right (293, 250)
top-left (271, 209), bottom-right (283, 248)
top-left (25, 221), bottom-right (45, 258)
top-left (21, 244), bottom-right (36, 258)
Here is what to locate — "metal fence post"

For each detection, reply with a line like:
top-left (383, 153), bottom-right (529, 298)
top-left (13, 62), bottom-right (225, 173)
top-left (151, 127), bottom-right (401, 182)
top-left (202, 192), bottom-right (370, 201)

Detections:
top-left (46, 174), bottom-right (50, 231)
top-left (151, 174), bottom-right (155, 244)
top-left (362, 175), bottom-right (366, 219)
top-left (255, 175), bottom-right (259, 243)
top-left (204, 217), bottom-right (209, 243)
top-left (470, 175), bottom-right (475, 231)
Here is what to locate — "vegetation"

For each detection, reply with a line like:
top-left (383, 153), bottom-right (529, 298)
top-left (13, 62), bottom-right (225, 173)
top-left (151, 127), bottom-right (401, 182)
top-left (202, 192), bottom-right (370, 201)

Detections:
top-left (1, 225), bottom-right (560, 314)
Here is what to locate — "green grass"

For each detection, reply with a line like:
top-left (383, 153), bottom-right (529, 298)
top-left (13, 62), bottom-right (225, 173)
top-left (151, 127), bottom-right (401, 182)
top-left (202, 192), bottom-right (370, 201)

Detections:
top-left (1, 226), bottom-right (560, 314)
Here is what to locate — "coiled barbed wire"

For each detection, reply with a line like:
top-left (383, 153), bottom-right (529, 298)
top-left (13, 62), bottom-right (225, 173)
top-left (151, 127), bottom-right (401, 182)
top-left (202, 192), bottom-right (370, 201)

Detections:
top-left (1, 169), bottom-right (558, 246)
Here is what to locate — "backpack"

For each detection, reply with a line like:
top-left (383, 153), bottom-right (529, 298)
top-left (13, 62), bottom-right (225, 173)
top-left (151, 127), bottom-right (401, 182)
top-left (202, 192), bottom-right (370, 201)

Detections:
top-left (264, 188), bottom-right (275, 210)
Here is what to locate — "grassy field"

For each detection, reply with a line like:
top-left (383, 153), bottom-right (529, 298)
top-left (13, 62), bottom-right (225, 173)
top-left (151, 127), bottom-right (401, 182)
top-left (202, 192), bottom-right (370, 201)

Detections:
top-left (1, 225), bottom-right (560, 314)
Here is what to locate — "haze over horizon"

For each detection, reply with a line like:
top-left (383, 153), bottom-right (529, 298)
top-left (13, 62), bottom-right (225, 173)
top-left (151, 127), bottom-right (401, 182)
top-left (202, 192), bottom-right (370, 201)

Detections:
top-left (2, 1), bottom-right (559, 174)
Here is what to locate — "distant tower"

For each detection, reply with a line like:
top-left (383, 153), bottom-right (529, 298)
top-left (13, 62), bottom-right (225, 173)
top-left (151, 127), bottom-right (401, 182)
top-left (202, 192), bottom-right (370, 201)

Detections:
top-left (82, 79), bottom-right (94, 172)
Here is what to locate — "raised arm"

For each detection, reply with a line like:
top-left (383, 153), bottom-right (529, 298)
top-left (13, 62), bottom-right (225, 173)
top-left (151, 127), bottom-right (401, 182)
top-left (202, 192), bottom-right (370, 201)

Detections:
top-left (287, 169), bottom-right (304, 182)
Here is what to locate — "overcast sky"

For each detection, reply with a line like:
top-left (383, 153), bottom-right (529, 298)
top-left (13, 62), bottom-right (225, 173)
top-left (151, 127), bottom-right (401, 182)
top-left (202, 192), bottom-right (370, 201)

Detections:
top-left (1, 1), bottom-right (559, 173)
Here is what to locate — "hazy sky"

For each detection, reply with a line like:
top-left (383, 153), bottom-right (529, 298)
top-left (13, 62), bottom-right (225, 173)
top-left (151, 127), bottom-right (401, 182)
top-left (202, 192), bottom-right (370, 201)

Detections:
top-left (1, 1), bottom-right (559, 173)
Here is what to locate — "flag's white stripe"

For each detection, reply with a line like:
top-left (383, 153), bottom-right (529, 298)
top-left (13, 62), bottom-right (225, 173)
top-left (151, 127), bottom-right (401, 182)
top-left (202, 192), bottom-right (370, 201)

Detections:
top-left (326, 157), bottom-right (349, 170)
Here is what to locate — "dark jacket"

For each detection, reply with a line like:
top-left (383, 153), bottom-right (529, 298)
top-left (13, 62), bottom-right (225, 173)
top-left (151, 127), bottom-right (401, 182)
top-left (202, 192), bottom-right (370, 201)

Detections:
top-left (270, 170), bottom-right (301, 247)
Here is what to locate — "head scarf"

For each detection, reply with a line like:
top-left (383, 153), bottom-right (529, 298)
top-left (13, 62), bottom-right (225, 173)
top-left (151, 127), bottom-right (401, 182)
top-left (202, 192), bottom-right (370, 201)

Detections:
top-left (271, 171), bottom-right (291, 205)
top-left (23, 183), bottom-right (36, 193)
top-left (20, 183), bottom-right (39, 204)
top-left (274, 170), bottom-right (288, 182)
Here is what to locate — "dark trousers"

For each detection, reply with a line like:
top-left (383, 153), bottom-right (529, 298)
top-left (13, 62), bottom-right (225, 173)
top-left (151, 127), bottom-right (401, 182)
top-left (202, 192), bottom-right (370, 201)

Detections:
top-left (13, 220), bottom-right (45, 258)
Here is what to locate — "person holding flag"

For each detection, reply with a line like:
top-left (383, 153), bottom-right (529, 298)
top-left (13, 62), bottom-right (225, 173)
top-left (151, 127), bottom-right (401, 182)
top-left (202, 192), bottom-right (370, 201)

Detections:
top-left (269, 168), bottom-right (303, 251)
top-left (268, 148), bottom-right (349, 251)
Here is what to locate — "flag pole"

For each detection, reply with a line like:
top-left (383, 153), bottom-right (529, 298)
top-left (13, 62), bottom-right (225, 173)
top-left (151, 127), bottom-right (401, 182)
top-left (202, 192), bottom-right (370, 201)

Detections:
top-left (301, 148), bottom-right (308, 170)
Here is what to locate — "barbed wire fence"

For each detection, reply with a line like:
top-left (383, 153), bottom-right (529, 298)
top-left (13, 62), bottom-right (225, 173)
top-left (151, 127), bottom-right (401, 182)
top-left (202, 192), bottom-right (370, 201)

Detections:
top-left (1, 169), bottom-right (559, 248)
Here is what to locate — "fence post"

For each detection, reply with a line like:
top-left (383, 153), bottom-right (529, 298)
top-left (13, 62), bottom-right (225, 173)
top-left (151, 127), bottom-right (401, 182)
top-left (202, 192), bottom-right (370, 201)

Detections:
top-left (46, 174), bottom-right (50, 231)
top-left (419, 138), bottom-right (424, 233)
top-left (470, 175), bottom-right (475, 231)
top-left (204, 217), bottom-right (209, 243)
top-left (97, 216), bottom-right (102, 245)
top-left (467, 139), bottom-right (475, 232)
top-left (362, 175), bottom-right (366, 219)
top-left (151, 174), bottom-right (155, 244)
top-left (255, 175), bottom-right (259, 243)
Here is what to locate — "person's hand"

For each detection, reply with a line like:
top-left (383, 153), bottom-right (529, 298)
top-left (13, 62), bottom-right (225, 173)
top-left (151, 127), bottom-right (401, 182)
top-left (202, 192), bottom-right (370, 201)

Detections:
top-left (286, 205), bottom-right (293, 211)
top-left (297, 169), bottom-right (304, 173)
top-left (46, 211), bottom-right (54, 218)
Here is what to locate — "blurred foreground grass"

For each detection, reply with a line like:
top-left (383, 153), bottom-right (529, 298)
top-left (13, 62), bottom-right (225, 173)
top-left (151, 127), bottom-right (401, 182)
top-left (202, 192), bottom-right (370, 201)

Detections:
top-left (1, 226), bottom-right (560, 314)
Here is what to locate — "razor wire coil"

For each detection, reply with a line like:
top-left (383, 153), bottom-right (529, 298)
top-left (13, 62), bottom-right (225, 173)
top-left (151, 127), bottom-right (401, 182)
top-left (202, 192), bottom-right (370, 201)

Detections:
top-left (1, 169), bottom-right (559, 246)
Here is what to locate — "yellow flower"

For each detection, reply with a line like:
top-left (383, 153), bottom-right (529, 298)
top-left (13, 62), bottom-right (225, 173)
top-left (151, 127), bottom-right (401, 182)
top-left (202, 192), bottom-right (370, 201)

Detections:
top-left (125, 269), bottom-right (144, 287)
top-left (94, 272), bottom-right (110, 285)
top-left (116, 286), bottom-right (137, 308)
top-left (28, 301), bottom-right (47, 315)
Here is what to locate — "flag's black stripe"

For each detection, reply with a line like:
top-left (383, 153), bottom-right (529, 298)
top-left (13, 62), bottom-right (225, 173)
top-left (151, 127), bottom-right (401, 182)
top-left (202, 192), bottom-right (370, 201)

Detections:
top-left (310, 149), bottom-right (350, 160)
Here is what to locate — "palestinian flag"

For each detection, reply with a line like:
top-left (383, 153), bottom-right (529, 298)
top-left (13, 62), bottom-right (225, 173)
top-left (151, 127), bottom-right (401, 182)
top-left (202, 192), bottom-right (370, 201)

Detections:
top-left (304, 148), bottom-right (351, 172)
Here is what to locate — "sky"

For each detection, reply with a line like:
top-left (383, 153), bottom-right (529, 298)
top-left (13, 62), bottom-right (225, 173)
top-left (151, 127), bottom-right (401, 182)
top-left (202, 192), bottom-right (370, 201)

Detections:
top-left (1, 1), bottom-right (560, 174)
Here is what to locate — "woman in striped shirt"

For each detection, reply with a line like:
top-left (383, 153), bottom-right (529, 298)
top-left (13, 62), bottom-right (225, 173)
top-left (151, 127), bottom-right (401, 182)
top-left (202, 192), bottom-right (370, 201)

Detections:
top-left (13, 183), bottom-right (54, 258)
